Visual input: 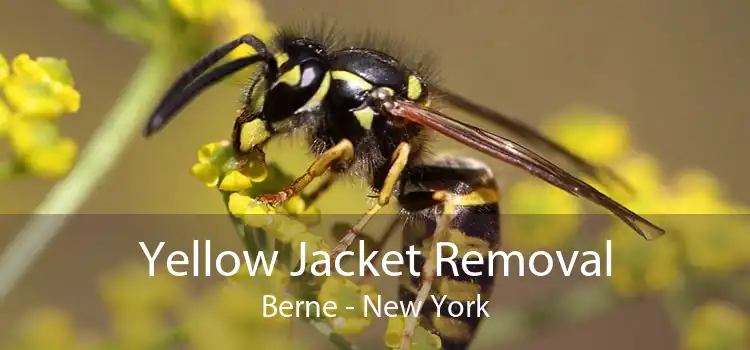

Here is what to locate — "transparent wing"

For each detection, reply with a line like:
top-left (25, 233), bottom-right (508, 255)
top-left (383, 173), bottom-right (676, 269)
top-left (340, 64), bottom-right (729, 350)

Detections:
top-left (383, 98), bottom-right (665, 240)
top-left (435, 87), bottom-right (634, 194)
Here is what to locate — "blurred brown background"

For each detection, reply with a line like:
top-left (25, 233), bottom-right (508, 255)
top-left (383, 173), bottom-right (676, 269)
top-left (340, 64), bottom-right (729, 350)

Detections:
top-left (0, 0), bottom-right (748, 349)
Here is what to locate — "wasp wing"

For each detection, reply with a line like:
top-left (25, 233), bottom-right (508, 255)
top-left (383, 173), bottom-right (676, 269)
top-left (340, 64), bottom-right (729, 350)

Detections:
top-left (434, 87), bottom-right (634, 194)
top-left (384, 98), bottom-right (665, 240)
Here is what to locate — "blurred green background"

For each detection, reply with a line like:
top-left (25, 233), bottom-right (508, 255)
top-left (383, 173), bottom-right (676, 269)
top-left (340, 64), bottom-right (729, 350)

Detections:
top-left (1, 0), bottom-right (749, 349)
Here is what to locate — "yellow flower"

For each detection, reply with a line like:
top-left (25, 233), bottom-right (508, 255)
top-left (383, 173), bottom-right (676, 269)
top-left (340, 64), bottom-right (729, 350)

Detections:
top-left (23, 136), bottom-right (77, 178)
top-left (168, 0), bottom-right (227, 23)
top-left (683, 302), bottom-right (749, 350)
top-left (678, 214), bottom-right (750, 273)
top-left (197, 141), bottom-right (226, 163)
top-left (505, 179), bottom-right (582, 250)
top-left (219, 0), bottom-right (278, 59)
top-left (606, 226), bottom-right (680, 297)
top-left (543, 108), bottom-right (631, 164)
top-left (191, 162), bottom-right (220, 187)
top-left (283, 196), bottom-right (307, 215)
top-left (226, 192), bottom-right (276, 228)
top-left (226, 193), bottom-right (317, 248)
top-left (7, 118), bottom-right (78, 178)
top-left (219, 169), bottom-right (253, 191)
top-left (191, 142), bottom-right (228, 187)
top-left (0, 53), bottom-right (8, 85)
top-left (4, 54), bottom-right (80, 118)
top-left (7, 117), bottom-right (56, 154)
top-left (228, 192), bottom-right (253, 216)
top-left (605, 153), bottom-right (668, 212)
top-left (212, 281), bottom-right (291, 327)
top-left (184, 267), bottom-right (301, 350)
top-left (190, 141), bottom-right (267, 189)
top-left (12, 54), bottom-right (74, 84)
top-left (668, 170), bottom-right (732, 214)
top-left (385, 316), bottom-right (442, 350)
top-left (244, 203), bottom-right (276, 227)
top-left (183, 285), bottom-right (298, 350)
top-left (648, 169), bottom-right (750, 272)
top-left (111, 312), bottom-right (165, 349)
top-left (100, 263), bottom-right (185, 318)
top-left (0, 53), bottom-right (80, 180)
top-left (167, 0), bottom-right (277, 60)
top-left (317, 277), bottom-right (377, 335)
top-left (283, 195), bottom-right (322, 226)
top-left (99, 264), bottom-right (185, 348)
top-left (14, 308), bottom-right (79, 350)
top-left (0, 98), bottom-right (12, 135)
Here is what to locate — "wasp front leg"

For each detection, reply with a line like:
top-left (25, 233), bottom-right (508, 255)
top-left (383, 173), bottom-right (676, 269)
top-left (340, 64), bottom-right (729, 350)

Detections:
top-left (258, 139), bottom-right (355, 205)
top-left (400, 194), bottom-right (456, 350)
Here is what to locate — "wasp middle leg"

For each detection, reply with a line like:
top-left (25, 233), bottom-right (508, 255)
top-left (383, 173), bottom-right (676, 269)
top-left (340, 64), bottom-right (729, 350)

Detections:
top-left (328, 142), bottom-right (412, 262)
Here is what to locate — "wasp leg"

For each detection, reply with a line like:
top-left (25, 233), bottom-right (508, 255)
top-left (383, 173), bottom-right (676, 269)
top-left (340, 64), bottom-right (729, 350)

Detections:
top-left (258, 139), bottom-right (354, 205)
top-left (328, 142), bottom-right (412, 263)
top-left (301, 173), bottom-right (339, 208)
top-left (400, 192), bottom-right (456, 350)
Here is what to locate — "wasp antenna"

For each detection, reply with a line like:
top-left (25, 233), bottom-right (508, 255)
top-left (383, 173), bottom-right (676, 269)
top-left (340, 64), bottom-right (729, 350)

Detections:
top-left (434, 86), bottom-right (635, 194)
top-left (144, 34), bottom-right (276, 137)
top-left (144, 56), bottom-right (268, 136)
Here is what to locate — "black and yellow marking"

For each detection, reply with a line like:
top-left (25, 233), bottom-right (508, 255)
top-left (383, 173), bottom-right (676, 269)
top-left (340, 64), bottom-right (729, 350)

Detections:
top-left (397, 157), bottom-right (500, 350)
top-left (238, 118), bottom-right (272, 152)
top-left (274, 65), bottom-right (302, 88)
top-left (406, 74), bottom-right (425, 101)
top-left (145, 25), bottom-right (664, 350)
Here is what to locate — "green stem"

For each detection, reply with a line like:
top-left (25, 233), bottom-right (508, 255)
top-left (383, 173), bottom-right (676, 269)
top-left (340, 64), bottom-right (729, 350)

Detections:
top-left (0, 50), bottom-right (173, 303)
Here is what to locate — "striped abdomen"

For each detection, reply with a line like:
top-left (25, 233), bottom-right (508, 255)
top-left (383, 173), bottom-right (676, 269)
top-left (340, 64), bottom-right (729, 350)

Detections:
top-left (397, 157), bottom-right (501, 349)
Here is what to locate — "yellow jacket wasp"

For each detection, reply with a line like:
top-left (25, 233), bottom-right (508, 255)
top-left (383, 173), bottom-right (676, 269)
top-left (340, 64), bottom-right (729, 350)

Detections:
top-left (144, 25), bottom-right (665, 350)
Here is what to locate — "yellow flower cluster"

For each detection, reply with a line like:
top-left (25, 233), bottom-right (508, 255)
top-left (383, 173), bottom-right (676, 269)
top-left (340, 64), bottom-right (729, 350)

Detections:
top-left (504, 179), bottom-right (583, 251)
top-left (5, 262), bottom-right (305, 350)
top-left (543, 108), bottom-right (630, 164)
top-left (100, 263), bottom-right (185, 348)
top-left (605, 226), bottom-right (680, 297)
top-left (185, 267), bottom-right (302, 350)
top-left (6, 308), bottom-right (86, 350)
top-left (190, 141), bottom-right (268, 191)
top-left (683, 301), bottom-right (749, 350)
top-left (191, 140), bottom-right (387, 341)
top-left (168, 0), bottom-right (277, 58)
top-left (536, 108), bottom-right (750, 295)
top-left (0, 53), bottom-right (80, 179)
